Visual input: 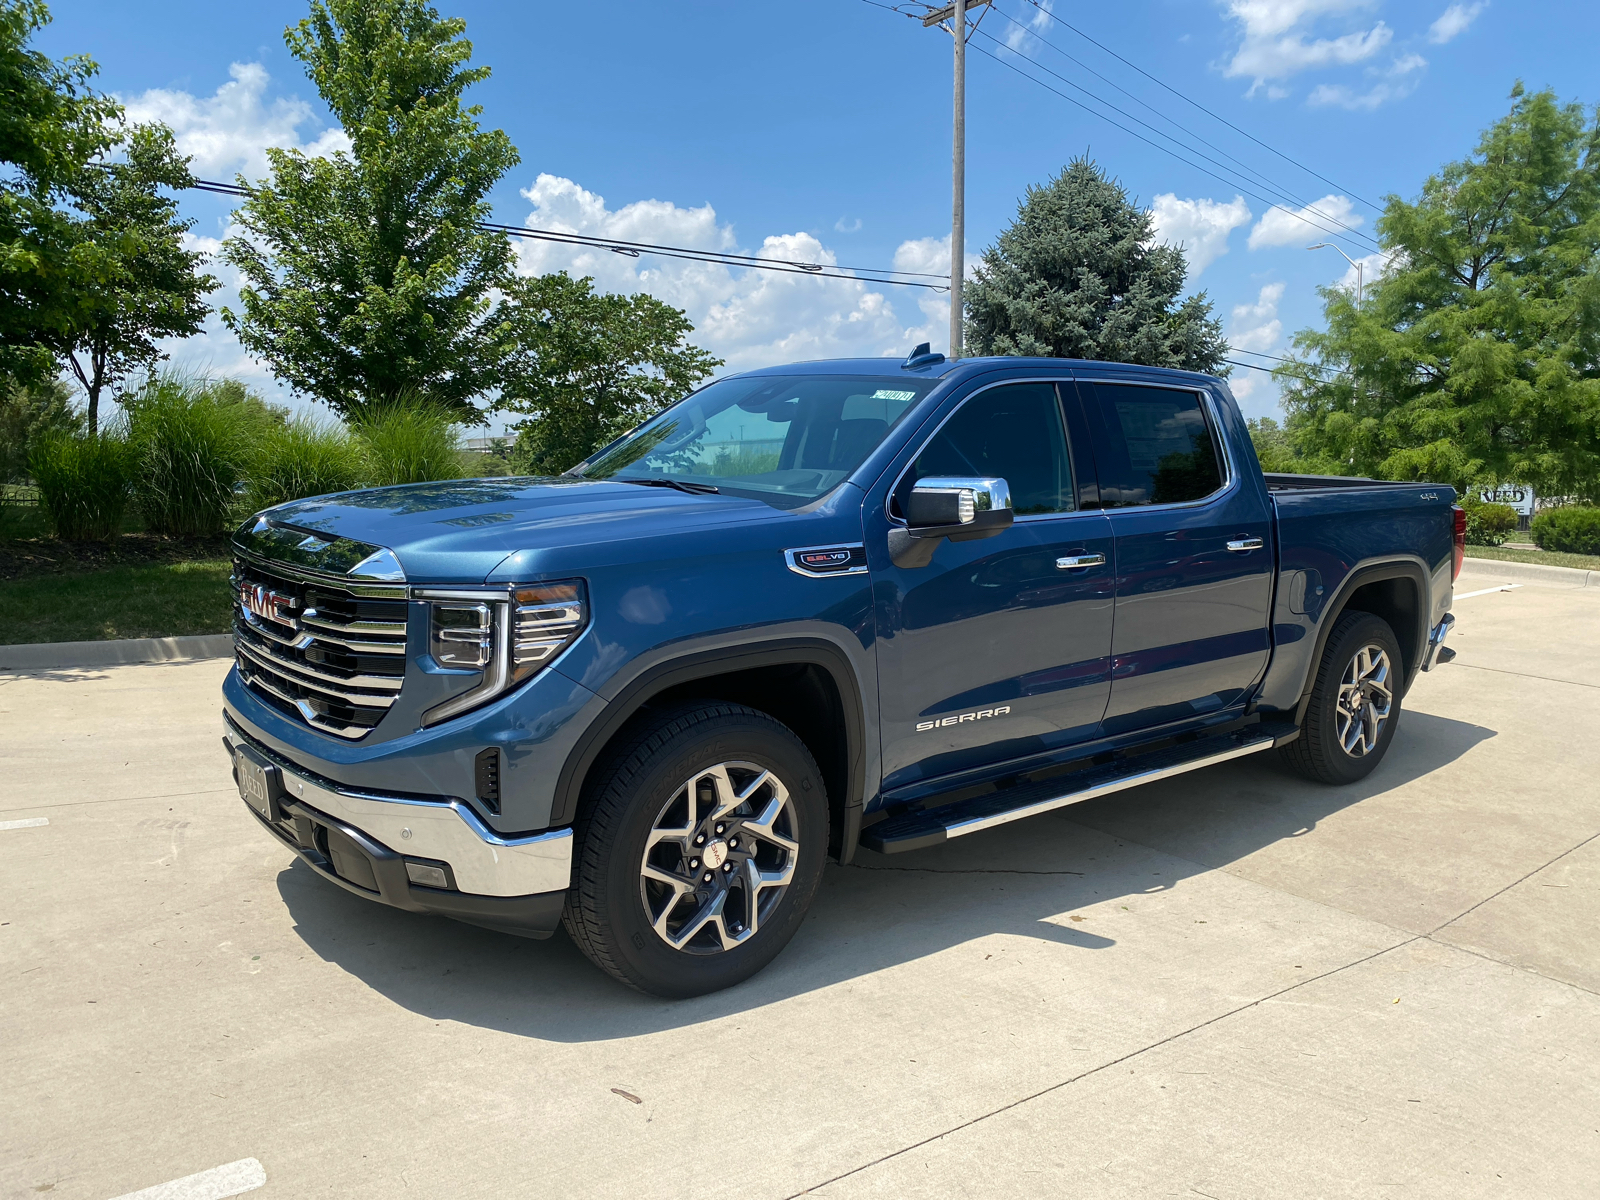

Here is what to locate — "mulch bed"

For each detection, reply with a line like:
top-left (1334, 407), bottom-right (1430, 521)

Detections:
top-left (0, 534), bottom-right (234, 582)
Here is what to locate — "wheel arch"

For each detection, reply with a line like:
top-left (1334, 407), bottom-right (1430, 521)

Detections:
top-left (551, 638), bottom-right (869, 862)
top-left (1293, 558), bottom-right (1430, 726)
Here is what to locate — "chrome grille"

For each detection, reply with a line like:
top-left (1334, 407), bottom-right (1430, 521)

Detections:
top-left (232, 555), bottom-right (408, 740)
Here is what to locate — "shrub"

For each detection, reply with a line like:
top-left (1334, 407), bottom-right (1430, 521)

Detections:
top-left (1531, 506), bottom-right (1600, 555)
top-left (1, 378), bottom-right (80, 487)
top-left (354, 402), bottom-right (466, 487)
top-left (1462, 497), bottom-right (1518, 546)
top-left (248, 416), bottom-right (368, 511)
top-left (28, 430), bottom-right (136, 541)
top-left (125, 374), bottom-right (262, 536)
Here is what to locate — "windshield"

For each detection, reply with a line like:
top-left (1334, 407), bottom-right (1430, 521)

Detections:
top-left (572, 374), bottom-right (937, 508)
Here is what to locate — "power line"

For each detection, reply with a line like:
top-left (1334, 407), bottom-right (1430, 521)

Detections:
top-left (1015, 0), bottom-right (1383, 214)
top-left (982, 5), bottom-right (1372, 243)
top-left (967, 32), bottom-right (1380, 252)
top-left (187, 179), bottom-right (952, 291)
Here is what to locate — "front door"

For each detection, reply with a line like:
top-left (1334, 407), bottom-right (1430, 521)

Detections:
top-left (869, 381), bottom-right (1116, 793)
top-left (1074, 379), bottom-right (1274, 736)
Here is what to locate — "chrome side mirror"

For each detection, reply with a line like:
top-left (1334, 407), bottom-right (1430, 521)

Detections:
top-left (890, 476), bottom-right (1014, 568)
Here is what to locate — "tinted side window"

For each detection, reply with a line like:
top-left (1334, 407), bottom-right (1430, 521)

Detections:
top-left (900, 383), bottom-right (1074, 516)
top-left (1091, 384), bottom-right (1223, 507)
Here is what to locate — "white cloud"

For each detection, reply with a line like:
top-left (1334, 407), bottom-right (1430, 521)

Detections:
top-left (1428, 2), bottom-right (1485, 43)
top-left (514, 174), bottom-right (945, 370)
top-left (834, 216), bottom-right (862, 233)
top-left (1307, 52), bottom-right (1427, 110)
top-left (121, 62), bottom-right (349, 181)
top-left (1248, 194), bottom-right (1362, 249)
top-left (1149, 193), bottom-right (1252, 276)
top-left (1003, 0), bottom-right (1055, 52)
top-left (1225, 282), bottom-right (1285, 400)
top-left (1223, 0), bottom-right (1393, 92)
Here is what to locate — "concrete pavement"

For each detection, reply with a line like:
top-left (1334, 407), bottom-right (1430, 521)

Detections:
top-left (2, 571), bottom-right (1597, 1199)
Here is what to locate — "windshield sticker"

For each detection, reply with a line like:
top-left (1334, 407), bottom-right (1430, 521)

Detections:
top-left (872, 389), bottom-right (917, 401)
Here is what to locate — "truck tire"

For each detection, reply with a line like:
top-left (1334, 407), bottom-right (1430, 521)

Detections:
top-left (1280, 610), bottom-right (1404, 785)
top-left (562, 701), bottom-right (829, 997)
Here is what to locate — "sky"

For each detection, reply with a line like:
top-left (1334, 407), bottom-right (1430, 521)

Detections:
top-left (33, 0), bottom-right (1600, 426)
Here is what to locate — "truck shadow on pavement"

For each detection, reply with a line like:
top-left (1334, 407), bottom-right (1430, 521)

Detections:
top-left (276, 709), bottom-right (1494, 1041)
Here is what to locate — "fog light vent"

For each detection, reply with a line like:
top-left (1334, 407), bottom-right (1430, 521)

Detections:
top-left (474, 747), bottom-right (501, 813)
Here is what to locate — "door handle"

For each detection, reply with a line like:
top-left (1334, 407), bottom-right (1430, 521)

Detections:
top-left (1056, 553), bottom-right (1106, 570)
top-left (1227, 537), bottom-right (1265, 553)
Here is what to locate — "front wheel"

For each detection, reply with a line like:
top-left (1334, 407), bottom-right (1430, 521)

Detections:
top-left (1280, 611), bottom-right (1403, 785)
top-left (562, 702), bottom-right (829, 997)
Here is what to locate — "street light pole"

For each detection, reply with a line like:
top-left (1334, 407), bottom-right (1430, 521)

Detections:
top-left (1308, 242), bottom-right (1364, 305)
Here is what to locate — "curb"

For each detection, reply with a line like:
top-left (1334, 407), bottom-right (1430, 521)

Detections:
top-left (0, 633), bottom-right (234, 672)
top-left (1460, 555), bottom-right (1597, 588)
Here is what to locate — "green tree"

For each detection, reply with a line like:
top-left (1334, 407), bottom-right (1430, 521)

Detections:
top-left (965, 158), bottom-right (1229, 373)
top-left (0, 0), bottom-right (120, 387)
top-left (497, 273), bottom-right (722, 475)
top-left (223, 0), bottom-right (522, 419)
top-left (58, 125), bottom-right (217, 433)
top-left (1277, 87), bottom-right (1600, 501)
top-left (0, 373), bottom-right (77, 485)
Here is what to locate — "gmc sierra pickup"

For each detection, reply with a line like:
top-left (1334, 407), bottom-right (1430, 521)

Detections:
top-left (222, 347), bottom-right (1462, 996)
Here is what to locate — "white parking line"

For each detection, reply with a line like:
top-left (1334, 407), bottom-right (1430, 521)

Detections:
top-left (0, 817), bottom-right (49, 830)
top-left (106, 1159), bottom-right (265, 1200)
top-left (1455, 583), bottom-right (1525, 600)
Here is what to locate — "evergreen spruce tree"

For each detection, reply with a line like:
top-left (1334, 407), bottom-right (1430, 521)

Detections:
top-left (964, 157), bottom-right (1229, 374)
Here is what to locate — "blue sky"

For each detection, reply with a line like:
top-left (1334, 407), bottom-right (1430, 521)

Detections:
top-left (35, 0), bottom-right (1600, 422)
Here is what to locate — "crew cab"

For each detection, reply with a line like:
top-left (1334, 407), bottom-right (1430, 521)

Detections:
top-left (222, 348), bottom-right (1462, 996)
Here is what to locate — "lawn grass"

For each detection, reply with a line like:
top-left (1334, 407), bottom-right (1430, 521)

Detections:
top-left (1464, 544), bottom-right (1600, 572)
top-left (0, 558), bottom-right (234, 644)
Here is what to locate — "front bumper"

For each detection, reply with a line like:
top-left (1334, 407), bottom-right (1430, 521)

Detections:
top-left (223, 715), bottom-right (570, 938)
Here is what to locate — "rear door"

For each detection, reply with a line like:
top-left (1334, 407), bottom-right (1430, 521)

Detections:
top-left (869, 379), bottom-right (1115, 792)
top-left (1073, 378), bottom-right (1274, 736)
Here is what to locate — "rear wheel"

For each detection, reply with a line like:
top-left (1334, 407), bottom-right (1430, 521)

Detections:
top-left (562, 702), bottom-right (829, 997)
top-left (1280, 611), bottom-right (1403, 785)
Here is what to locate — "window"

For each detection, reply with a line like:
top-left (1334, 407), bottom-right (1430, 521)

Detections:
top-left (898, 382), bottom-right (1074, 516)
top-left (576, 375), bottom-right (936, 509)
top-left (1091, 384), bottom-right (1224, 507)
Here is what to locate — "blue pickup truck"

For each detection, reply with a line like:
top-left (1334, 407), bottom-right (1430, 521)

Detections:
top-left (222, 348), bottom-right (1463, 996)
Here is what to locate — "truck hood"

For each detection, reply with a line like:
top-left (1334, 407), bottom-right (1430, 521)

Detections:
top-left (236, 477), bottom-right (805, 583)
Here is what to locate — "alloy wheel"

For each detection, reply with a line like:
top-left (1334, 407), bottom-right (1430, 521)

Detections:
top-left (638, 761), bottom-right (800, 954)
top-left (1335, 644), bottom-right (1394, 757)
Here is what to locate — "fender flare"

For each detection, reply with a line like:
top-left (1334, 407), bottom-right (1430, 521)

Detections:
top-left (549, 637), bottom-right (869, 859)
top-left (1293, 556), bottom-right (1431, 726)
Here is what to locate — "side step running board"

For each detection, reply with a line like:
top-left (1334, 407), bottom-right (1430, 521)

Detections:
top-left (861, 722), bottom-right (1298, 855)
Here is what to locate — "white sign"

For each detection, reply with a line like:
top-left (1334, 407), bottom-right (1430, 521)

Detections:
top-left (1476, 484), bottom-right (1535, 515)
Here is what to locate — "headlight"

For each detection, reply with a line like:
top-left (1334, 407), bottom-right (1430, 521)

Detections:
top-left (419, 580), bottom-right (587, 725)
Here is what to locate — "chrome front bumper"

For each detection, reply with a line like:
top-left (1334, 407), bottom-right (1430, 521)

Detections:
top-left (223, 718), bottom-right (572, 931)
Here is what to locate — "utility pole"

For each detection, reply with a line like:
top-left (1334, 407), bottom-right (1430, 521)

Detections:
top-left (923, 0), bottom-right (989, 358)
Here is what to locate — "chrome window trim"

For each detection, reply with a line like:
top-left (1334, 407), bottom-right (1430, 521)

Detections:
top-left (884, 375), bottom-right (1084, 526)
top-left (1078, 376), bottom-right (1238, 515)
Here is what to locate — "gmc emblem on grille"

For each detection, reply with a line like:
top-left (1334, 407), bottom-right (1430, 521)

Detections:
top-left (239, 582), bottom-right (298, 625)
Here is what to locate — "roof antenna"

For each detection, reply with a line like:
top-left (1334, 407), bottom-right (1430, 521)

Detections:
top-left (902, 342), bottom-right (946, 370)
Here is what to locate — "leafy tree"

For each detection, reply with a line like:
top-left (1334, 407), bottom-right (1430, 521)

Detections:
top-left (0, 373), bottom-right (77, 484)
top-left (496, 273), bottom-right (721, 475)
top-left (223, 0), bottom-right (522, 419)
top-left (1277, 87), bottom-right (1600, 501)
top-left (0, 0), bottom-right (119, 387)
top-left (57, 125), bottom-right (217, 433)
top-left (965, 157), bottom-right (1229, 373)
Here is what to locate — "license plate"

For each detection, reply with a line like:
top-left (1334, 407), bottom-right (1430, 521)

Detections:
top-left (234, 745), bottom-right (281, 822)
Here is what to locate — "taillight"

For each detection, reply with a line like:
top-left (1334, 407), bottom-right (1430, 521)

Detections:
top-left (1452, 505), bottom-right (1466, 581)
